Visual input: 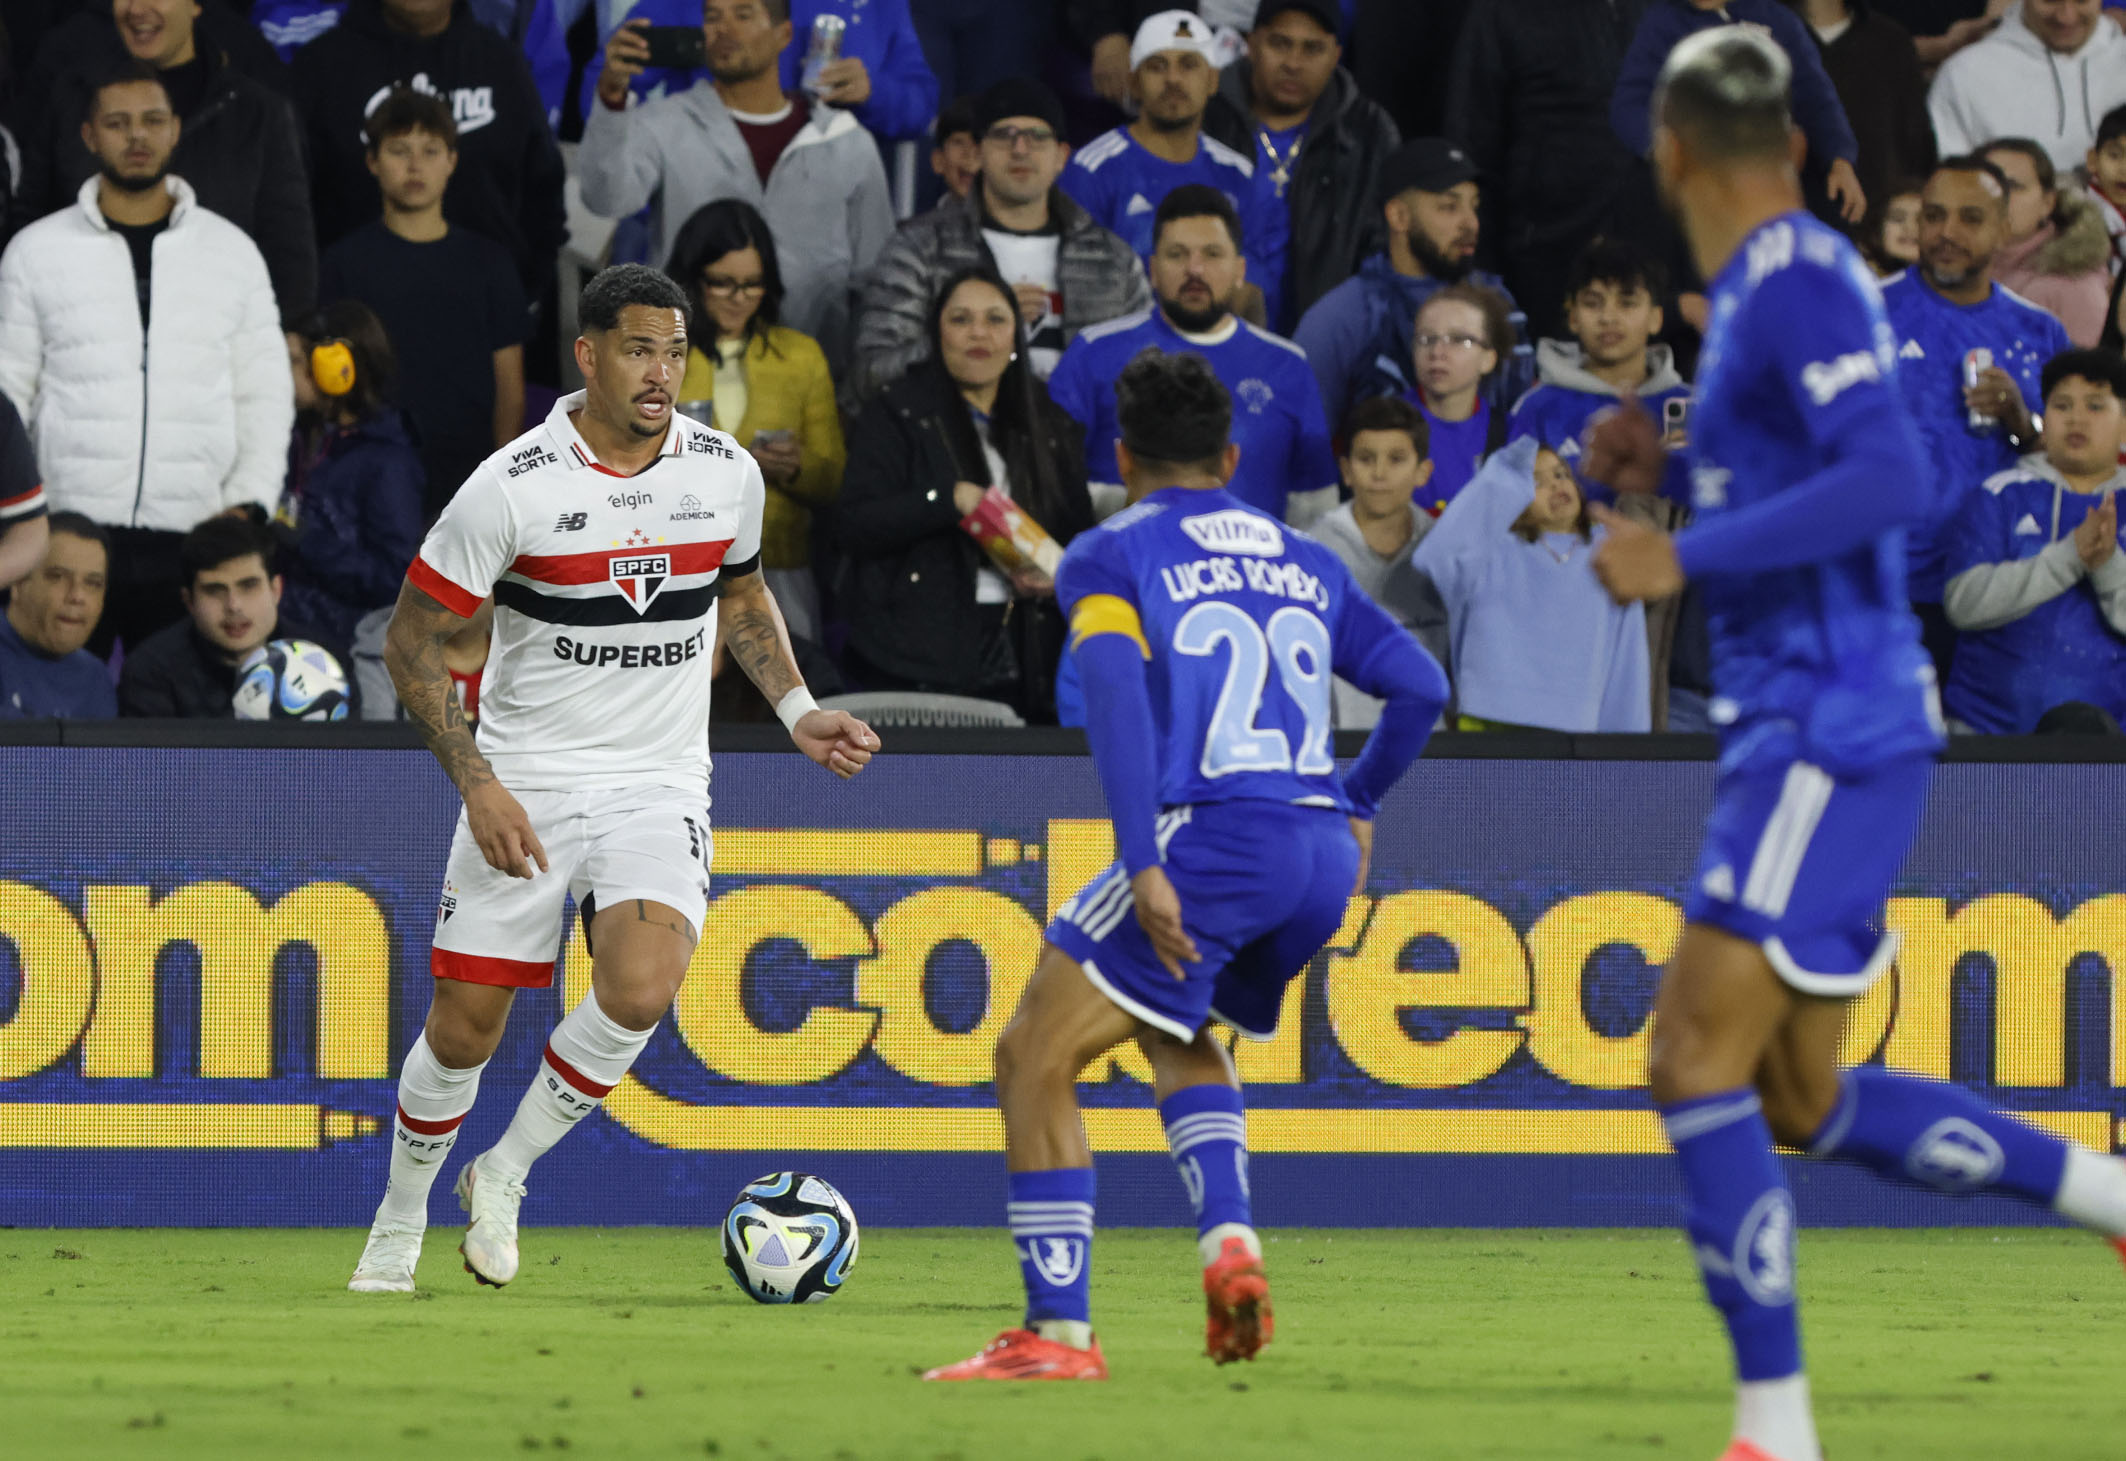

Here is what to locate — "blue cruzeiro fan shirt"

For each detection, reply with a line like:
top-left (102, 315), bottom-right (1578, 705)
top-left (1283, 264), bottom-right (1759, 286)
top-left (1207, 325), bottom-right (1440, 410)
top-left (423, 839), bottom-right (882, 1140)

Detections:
top-left (1676, 212), bottom-right (1944, 775)
top-left (1878, 270), bottom-right (2069, 602)
top-left (1046, 310), bottom-right (1338, 519)
top-left (1060, 126), bottom-right (1290, 335)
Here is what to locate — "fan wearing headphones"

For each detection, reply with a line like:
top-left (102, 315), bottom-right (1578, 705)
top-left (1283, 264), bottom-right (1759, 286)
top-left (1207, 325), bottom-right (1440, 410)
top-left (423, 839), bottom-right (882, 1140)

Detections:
top-left (279, 300), bottom-right (432, 647)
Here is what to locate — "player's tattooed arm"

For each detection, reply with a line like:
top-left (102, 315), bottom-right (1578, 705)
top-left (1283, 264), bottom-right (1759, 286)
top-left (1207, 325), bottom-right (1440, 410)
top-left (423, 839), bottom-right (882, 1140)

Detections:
top-left (385, 581), bottom-right (550, 879)
top-left (385, 579), bottom-right (496, 793)
top-left (718, 567), bottom-right (804, 704)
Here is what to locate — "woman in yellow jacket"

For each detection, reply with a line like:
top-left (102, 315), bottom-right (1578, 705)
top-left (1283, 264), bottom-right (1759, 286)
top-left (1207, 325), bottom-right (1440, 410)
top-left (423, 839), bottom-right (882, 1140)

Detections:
top-left (665, 199), bottom-right (846, 644)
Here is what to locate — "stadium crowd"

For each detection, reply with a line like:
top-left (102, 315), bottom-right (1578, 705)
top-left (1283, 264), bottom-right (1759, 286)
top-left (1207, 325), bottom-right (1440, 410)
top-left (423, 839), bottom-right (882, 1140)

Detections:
top-left (2, 0), bottom-right (2125, 734)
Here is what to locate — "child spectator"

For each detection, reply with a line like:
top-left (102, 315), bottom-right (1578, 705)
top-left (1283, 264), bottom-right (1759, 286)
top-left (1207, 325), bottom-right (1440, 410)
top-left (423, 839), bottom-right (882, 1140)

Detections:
top-left (278, 302), bottom-right (426, 649)
top-left (1310, 395), bottom-right (1449, 729)
top-left (1983, 138), bottom-right (2113, 346)
top-left (1860, 180), bottom-right (1925, 276)
top-left (1401, 284), bottom-right (1514, 515)
top-left (318, 87), bottom-right (527, 520)
top-left (2083, 103), bottom-right (2126, 273)
top-left (1411, 437), bottom-right (1651, 732)
top-left (1943, 347), bottom-right (2126, 732)
top-left (1508, 238), bottom-right (1690, 493)
top-left (932, 95), bottom-right (981, 201)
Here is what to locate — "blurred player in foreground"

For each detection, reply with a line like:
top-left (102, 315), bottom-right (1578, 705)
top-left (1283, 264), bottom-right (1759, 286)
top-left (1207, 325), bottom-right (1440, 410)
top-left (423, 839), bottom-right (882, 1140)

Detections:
top-left (1586, 30), bottom-right (2126, 1461)
top-left (926, 351), bottom-right (1448, 1380)
top-left (349, 264), bottom-right (879, 1293)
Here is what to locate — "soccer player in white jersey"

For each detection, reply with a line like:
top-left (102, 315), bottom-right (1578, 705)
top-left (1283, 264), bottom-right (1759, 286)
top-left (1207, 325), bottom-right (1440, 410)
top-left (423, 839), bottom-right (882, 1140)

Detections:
top-left (349, 265), bottom-right (880, 1292)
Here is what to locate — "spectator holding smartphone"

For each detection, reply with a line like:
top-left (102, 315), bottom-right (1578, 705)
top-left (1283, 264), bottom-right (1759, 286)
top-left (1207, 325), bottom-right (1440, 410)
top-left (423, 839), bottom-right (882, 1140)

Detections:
top-left (837, 268), bottom-right (1093, 720)
top-left (1412, 437), bottom-right (1651, 732)
top-left (1942, 347), bottom-right (2126, 732)
top-left (665, 198), bottom-right (845, 645)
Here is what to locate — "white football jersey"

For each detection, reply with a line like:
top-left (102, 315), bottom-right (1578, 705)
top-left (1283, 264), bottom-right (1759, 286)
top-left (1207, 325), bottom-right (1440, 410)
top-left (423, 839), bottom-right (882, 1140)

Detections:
top-left (408, 390), bottom-right (764, 794)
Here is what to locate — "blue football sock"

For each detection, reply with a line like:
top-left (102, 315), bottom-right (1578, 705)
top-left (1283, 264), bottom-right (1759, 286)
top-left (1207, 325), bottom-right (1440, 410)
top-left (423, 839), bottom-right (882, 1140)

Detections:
top-left (1807, 1065), bottom-right (2068, 1204)
top-left (1160, 1083), bottom-right (1253, 1242)
top-left (1007, 1167), bottom-right (1094, 1327)
top-left (1661, 1089), bottom-right (1803, 1383)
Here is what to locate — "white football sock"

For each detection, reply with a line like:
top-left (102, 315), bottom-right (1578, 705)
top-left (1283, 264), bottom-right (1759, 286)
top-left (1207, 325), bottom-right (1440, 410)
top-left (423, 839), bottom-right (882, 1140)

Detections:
top-left (484, 994), bottom-right (654, 1183)
top-left (375, 1034), bottom-right (486, 1227)
top-left (2054, 1147), bottom-right (2126, 1238)
top-left (1031, 1319), bottom-right (1094, 1350)
top-left (1734, 1373), bottom-right (1822, 1461)
top-left (1199, 1222), bottom-right (1262, 1267)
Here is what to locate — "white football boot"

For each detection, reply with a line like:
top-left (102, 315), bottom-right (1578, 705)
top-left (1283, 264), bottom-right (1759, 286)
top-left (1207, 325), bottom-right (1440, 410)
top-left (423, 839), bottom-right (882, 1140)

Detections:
top-left (348, 1222), bottom-right (424, 1293)
top-left (455, 1153), bottom-right (527, 1287)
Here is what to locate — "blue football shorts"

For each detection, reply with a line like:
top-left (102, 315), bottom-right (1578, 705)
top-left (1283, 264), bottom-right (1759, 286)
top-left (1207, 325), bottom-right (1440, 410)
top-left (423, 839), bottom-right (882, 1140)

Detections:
top-left (1044, 799), bottom-right (1360, 1041)
top-left (1685, 753), bottom-right (1934, 997)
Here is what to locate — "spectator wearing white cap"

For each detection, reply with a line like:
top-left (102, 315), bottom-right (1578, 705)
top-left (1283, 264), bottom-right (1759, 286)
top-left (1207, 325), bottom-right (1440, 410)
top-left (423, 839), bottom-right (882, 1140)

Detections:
top-left (1059, 9), bottom-right (1291, 331)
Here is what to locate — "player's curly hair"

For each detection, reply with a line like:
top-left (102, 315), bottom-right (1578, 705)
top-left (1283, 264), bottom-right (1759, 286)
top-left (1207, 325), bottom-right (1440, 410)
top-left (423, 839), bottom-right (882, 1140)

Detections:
top-left (1116, 349), bottom-right (1232, 473)
top-left (579, 264), bottom-right (690, 335)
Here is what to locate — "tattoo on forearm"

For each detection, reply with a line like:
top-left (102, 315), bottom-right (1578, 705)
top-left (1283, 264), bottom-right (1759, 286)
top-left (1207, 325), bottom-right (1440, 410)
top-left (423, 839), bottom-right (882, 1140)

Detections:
top-left (385, 582), bottom-right (496, 795)
top-left (721, 578), bottom-right (804, 705)
top-left (634, 898), bottom-right (697, 943)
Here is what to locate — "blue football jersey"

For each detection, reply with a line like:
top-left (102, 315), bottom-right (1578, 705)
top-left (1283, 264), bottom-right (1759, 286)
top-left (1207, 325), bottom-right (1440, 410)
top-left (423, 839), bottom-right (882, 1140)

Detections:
top-left (1055, 487), bottom-right (1407, 812)
top-left (1047, 311), bottom-right (1337, 518)
top-left (1060, 127), bottom-right (1290, 332)
top-left (1686, 213), bottom-right (1944, 772)
top-left (1878, 270), bottom-right (2068, 601)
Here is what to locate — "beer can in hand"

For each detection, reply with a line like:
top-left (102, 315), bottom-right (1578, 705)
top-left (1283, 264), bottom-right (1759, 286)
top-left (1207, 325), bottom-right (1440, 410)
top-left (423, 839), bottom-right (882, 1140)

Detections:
top-left (801, 13), bottom-right (846, 101)
top-left (1964, 347), bottom-right (1994, 434)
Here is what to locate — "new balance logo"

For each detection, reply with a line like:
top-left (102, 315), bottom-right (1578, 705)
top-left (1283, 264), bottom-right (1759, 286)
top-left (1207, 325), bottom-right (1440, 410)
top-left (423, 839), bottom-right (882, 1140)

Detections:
top-left (555, 512), bottom-right (588, 532)
top-left (1899, 339), bottom-right (1925, 360)
top-left (2013, 514), bottom-right (2042, 537)
top-left (1126, 193), bottom-right (1155, 216)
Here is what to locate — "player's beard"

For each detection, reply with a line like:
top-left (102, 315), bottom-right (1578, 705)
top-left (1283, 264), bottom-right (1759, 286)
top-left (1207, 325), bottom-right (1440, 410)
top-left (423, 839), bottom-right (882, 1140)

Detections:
top-left (1160, 283), bottom-right (1235, 333)
top-left (1407, 226), bottom-right (1473, 284)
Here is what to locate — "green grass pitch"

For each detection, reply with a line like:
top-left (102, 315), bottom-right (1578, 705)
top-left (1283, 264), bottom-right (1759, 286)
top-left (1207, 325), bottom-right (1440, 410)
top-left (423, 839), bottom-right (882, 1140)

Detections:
top-left (3, 1228), bottom-right (2120, 1460)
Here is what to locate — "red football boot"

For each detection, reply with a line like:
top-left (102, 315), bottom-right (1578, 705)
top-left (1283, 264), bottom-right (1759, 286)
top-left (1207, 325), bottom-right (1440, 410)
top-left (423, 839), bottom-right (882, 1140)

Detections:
top-left (1717, 1444), bottom-right (1784, 1461)
top-left (1202, 1237), bottom-right (1273, 1364)
top-left (923, 1329), bottom-right (1108, 1381)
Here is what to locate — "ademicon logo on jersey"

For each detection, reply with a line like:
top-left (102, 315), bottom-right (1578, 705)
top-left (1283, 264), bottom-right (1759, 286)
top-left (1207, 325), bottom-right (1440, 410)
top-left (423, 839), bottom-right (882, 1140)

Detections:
top-left (610, 554), bottom-right (671, 611)
top-left (1180, 511), bottom-right (1284, 557)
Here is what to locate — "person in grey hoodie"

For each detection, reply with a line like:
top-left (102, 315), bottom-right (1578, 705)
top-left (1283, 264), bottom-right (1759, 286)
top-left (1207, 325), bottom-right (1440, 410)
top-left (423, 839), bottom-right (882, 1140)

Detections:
top-left (1930, 0), bottom-right (2126, 171)
top-left (580, 0), bottom-right (894, 374)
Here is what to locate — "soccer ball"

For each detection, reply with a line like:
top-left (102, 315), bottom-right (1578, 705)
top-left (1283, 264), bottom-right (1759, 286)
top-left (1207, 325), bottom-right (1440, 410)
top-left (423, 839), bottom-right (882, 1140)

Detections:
top-left (721, 1172), bottom-right (859, 1304)
top-left (233, 639), bottom-right (351, 721)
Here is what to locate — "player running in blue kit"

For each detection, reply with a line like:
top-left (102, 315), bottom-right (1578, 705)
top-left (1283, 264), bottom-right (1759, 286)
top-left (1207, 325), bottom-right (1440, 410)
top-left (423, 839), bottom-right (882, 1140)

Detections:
top-left (925, 350), bottom-right (1448, 1382)
top-left (1586, 30), bottom-right (2126, 1461)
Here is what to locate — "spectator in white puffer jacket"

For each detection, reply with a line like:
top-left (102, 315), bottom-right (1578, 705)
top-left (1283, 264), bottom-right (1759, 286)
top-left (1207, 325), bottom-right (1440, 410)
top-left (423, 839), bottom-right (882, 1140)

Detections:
top-left (0, 61), bottom-right (291, 657)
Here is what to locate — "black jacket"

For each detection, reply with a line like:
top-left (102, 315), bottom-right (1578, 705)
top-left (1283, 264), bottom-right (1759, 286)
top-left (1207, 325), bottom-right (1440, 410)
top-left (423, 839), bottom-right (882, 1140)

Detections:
top-left (1205, 62), bottom-right (1401, 327)
top-left (20, 18), bottom-right (317, 311)
top-left (117, 619), bottom-right (349, 718)
top-left (291, 0), bottom-right (565, 304)
top-left (1793, 0), bottom-right (1936, 210)
top-left (835, 365), bottom-right (1092, 707)
top-left (1447, 0), bottom-right (1650, 276)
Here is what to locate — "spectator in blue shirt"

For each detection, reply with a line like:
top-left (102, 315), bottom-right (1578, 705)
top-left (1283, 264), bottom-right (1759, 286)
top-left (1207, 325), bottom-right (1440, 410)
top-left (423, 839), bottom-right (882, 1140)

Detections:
top-left (1943, 347), bottom-right (2126, 733)
top-left (1612, 0), bottom-right (1866, 222)
top-left (1881, 154), bottom-right (2072, 682)
top-left (1291, 136), bottom-right (1530, 434)
top-left (1047, 184), bottom-right (1338, 525)
top-left (1399, 284), bottom-right (1514, 516)
top-left (1508, 237), bottom-right (1690, 495)
top-left (0, 513), bottom-right (117, 720)
top-left (1059, 10), bottom-right (1289, 331)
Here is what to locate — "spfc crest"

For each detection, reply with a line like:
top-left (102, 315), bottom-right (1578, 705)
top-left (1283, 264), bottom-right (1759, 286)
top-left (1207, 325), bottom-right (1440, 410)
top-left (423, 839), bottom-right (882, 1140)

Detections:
top-left (610, 552), bottom-right (671, 612)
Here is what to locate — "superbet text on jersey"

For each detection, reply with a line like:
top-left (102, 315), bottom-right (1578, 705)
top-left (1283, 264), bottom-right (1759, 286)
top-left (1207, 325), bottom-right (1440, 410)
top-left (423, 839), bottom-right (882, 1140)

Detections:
top-left (407, 391), bottom-right (765, 796)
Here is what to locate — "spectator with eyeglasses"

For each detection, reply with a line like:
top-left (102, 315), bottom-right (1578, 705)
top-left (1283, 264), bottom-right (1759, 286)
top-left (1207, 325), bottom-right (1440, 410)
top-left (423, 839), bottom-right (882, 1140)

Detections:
top-left (664, 198), bottom-right (845, 646)
top-left (852, 78), bottom-right (1149, 407)
top-left (1399, 284), bottom-right (1516, 514)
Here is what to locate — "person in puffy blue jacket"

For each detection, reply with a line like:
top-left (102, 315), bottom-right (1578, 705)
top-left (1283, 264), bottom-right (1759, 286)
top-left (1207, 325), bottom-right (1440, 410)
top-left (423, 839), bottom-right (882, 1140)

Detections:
top-left (278, 301), bottom-right (428, 647)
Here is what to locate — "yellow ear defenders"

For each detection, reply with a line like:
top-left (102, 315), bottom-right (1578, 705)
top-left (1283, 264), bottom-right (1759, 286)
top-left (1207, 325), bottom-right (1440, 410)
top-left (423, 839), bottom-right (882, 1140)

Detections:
top-left (311, 338), bottom-right (356, 397)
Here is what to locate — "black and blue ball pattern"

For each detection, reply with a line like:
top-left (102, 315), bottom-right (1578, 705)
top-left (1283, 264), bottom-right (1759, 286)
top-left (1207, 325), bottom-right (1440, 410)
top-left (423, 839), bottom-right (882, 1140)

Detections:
top-left (721, 1172), bottom-right (859, 1304)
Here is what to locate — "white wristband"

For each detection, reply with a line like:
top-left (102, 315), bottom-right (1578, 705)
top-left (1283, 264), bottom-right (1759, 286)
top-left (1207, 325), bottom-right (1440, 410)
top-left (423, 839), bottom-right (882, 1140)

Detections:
top-left (775, 686), bottom-right (820, 733)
